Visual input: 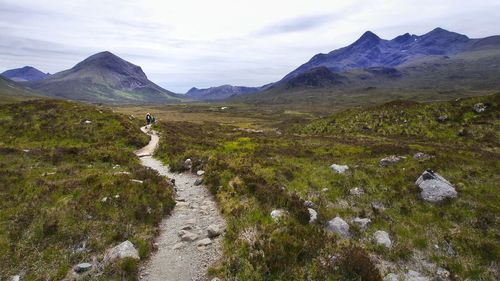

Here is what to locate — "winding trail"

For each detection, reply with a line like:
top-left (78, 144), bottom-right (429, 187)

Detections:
top-left (135, 125), bottom-right (226, 281)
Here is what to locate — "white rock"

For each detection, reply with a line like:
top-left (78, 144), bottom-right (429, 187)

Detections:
top-left (383, 273), bottom-right (400, 281)
top-left (330, 164), bottom-right (349, 173)
top-left (350, 187), bottom-right (365, 196)
top-left (197, 238), bottom-right (212, 246)
top-left (353, 217), bottom-right (371, 230)
top-left (101, 197), bottom-right (108, 203)
top-left (130, 179), bottom-right (144, 184)
top-left (415, 169), bottom-right (457, 202)
top-left (374, 230), bottom-right (392, 248)
top-left (103, 240), bottom-right (139, 264)
top-left (405, 270), bottom-right (429, 281)
top-left (308, 208), bottom-right (318, 223)
top-left (326, 216), bottom-right (350, 237)
top-left (270, 209), bottom-right (286, 221)
top-left (207, 224), bottom-right (221, 238)
top-left (84, 120), bottom-right (92, 124)
top-left (473, 103), bottom-right (486, 113)
top-left (436, 267), bottom-right (450, 279)
top-left (10, 276), bottom-right (20, 281)
top-left (197, 170), bottom-right (205, 176)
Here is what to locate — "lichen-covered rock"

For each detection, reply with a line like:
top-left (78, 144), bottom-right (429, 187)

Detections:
top-left (473, 103), bottom-right (486, 113)
top-left (415, 169), bottom-right (457, 202)
top-left (270, 209), bottom-right (286, 221)
top-left (103, 240), bottom-right (140, 264)
top-left (326, 216), bottom-right (349, 237)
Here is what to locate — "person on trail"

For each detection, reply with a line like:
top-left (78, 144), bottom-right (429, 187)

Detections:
top-left (146, 113), bottom-right (152, 125)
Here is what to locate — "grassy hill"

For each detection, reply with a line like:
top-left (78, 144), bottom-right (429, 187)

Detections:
top-left (0, 77), bottom-right (41, 104)
top-left (153, 93), bottom-right (499, 280)
top-left (0, 99), bottom-right (175, 280)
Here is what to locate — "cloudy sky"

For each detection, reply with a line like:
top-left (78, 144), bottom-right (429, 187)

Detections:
top-left (1, 0), bottom-right (499, 92)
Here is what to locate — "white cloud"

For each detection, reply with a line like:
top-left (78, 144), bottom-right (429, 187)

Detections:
top-left (0, 0), bottom-right (499, 92)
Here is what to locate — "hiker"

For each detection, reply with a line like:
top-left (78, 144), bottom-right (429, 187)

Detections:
top-left (146, 113), bottom-right (152, 125)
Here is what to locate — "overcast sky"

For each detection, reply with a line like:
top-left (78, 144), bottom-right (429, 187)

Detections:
top-left (1, 0), bottom-right (499, 92)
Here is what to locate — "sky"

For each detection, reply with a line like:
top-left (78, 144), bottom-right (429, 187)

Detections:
top-left (1, 0), bottom-right (499, 93)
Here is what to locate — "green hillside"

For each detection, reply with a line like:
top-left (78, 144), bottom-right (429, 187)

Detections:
top-left (154, 93), bottom-right (499, 280)
top-left (0, 99), bottom-right (175, 280)
top-left (0, 77), bottom-right (41, 104)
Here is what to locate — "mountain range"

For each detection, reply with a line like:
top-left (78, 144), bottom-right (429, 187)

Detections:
top-left (1, 66), bottom-right (50, 82)
top-left (21, 51), bottom-right (181, 104)
top-left (186, 85), bottom-right (260, 100)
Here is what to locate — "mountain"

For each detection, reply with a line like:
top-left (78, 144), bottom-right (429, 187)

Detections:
top-left (281, 27), bottom-right (473, 82)
top-left (232, 28), bottom-right (500, 107)
top-left (26, 51), bottom-right (182, 104)
top-left (186, 84), bottom-right (260, 100)
top-left (1, 66), bottom-right (50, 82)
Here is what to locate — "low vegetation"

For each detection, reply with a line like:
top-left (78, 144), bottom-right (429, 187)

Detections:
top-left (0, 100), bottom-right (175, 280)
top-left (155, 93), bottom-right (499, 280)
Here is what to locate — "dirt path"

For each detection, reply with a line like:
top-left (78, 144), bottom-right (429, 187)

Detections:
top-left (135, 125), bottom-right (226, 281)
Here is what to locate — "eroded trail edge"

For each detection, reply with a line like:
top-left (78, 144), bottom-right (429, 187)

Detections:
top-left (135, 125), bottom-right (226, 281)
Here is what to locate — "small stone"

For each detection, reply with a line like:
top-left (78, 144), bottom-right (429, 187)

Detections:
top-left (197, 170), bottom-right (205, 176)
top-left (304, 200), bottom-right (315, 208)
top-left (194, 179), bottom-right (203, 186)
top-left (330, 164), bottom-right (349, 173)
top-left (101, 197), bottom-right (108, 203)
top-left (413, 152), bottom-right (432, 161)
top-left (405, 270), bottom-right (429, 281)
top-left (436, 267), bottom-right (450, 279)
top-left (184, 159), bottom-right (192, 169)
top-left (197, 238), bottom-right (212, 246)
top-left (371, 201), bottom-right (385, 214)
top-left (326, 216), bottom-right (350, 237)
top-left (207, 225), bottom-right (222, 238)
top-left (270, 209), bottom-right (286, 221)
top-left (74, 263), bottom-right (93, 273)
top-left (436, 115), bottom-right (448, 122)
top-left (181, 225), bottom-right (192, 230)
top-left (130, 179), bottom-right (144, 184)
top-left (308, 208), bottom-right (318, 223)
top-left (353, 217), bottom-right (371, 230)
top-left (114, 194), bottom-right (120, 199)
top-left (10, 276), bottom-right (20, 281)
top-left (350, 187), bottom-right (365, 196)
top-left (379, 155), bottom-right (404, 167)
top-left (84, 120), bottom-right (92, 124)
top-left (181, 231), bottom-right (198, 242)
top-left (473, 103), bottom-right (486, 113)
top-left (373, 230), bottom-right (392, 248)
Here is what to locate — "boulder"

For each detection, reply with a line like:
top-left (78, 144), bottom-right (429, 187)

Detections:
top-left (353, 217), bottom-right (371, 230)
top-left (349, 187), bottom-right (365, 196)
top-left (194, 179), bottom-right (203, 186)
top-left (74, 263), bottom-right (93, 273)
top-left (270, 209), bottom-right (286, 221)
top-left (308, 208), bottom-right (318, 223)
top-left (10, 276), bottom-right (20, 281)
top-left (379, 155), bottom-right (404, 167)
top-left (207, 224), bottom-right (222, 238)
top-left (473, 103), bottom-right (486, 113)
top-left (330, 164), bottom-right (349, 173)
top-left (326, 217), bottom-right (350, 237)
top-left (373, 230), bottom-right (392, 248)
top-left (415, 169), bottom-right (457, 202)
top-left (103, 240), bottom-right (140, 264)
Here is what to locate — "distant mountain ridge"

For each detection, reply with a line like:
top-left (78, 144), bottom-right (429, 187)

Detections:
top-left (186, 84), bottom-right (260, 100)
top-left (25, 51), bottom-right (181, 104)
top-left (1, 66), bottom-right (50, 82)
